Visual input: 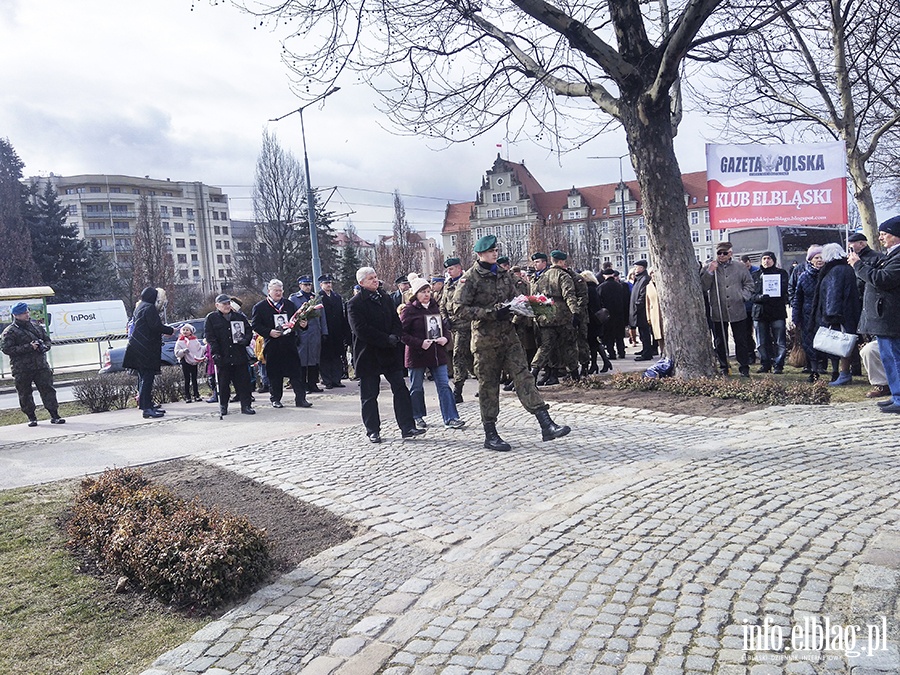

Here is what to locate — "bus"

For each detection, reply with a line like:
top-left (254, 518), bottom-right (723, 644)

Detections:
top-left (729, 226), bottom-right (847, 270)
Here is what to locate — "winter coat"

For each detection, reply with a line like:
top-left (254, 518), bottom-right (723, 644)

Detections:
top-left (812, 259), bottom-right (861, 334)
top-left (700, 261), bottom-right (754, 323)
top-left (791, 263), bottom-right (821, 357)
top-left (347, 287), bottom-right (406, 376)
top-left (251, 296), bottom-right (302, 366)
top-left (400, 299), bottom-right (450, 369)
top-left (318, 289), bottom-right (349, 355)
top-left (751, 266), bottom-right (790, 322)
top-left (0, 318), bottom-right (52, 377)
top-left (586, 280), bottom-right (604, 327)
top-left (628, 270), bottom-right (650, 326)
top-left (598, 277), bottom-right (628, 341)
top-left (289, 290), bottom-right (327, 366)
top-left (205, 309), bottom-right (252, 367)
top-left (122, 287), bottom-right (174, 373)
top-left (854, 245), bottom-right (900, 338)
top-left (645, 280), bottom-right (663, 340)
top-left (174, 335), bottom-right (206, 365)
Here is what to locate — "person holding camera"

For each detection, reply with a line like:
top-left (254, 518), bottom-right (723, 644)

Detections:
top-left (1, 302), bottom-right (64, 427)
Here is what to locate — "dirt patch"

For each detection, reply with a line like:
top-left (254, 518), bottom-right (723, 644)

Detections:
top-left (140, 458), bottom-right (359, 573)
top-left (540, 383), bottom-right (767, 418)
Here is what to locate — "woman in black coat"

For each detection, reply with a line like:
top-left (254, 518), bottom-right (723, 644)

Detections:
top-left (812, 243), bottom-right (862, 385)
top-left (123, 287), bottom-right (174, 418)
top-left (582, 271), bottom-right (613, 373)
top-left (598, 269), bottom-right (628, 359)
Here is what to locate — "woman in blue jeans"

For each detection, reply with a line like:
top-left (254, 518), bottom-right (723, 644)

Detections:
top-left (400, 276), bottom-right (465, 430)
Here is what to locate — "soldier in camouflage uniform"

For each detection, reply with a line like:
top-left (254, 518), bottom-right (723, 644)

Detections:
top-left (456, 235), bottom-right (571, 452)
top-left (440, 257), bottom-right (475, 403)
top-left (562, 258), bottom-right (591, 377)
top-left (530, 250), bottom-right (582, 384)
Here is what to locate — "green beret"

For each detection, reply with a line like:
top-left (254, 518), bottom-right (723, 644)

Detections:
top-left (474, 234), bottom-right (498, 253)
top-left (531, 252), bottom-right (548, 261)
top-left (550, 249), bottom-right (567, 260)
top-left (444, 257), bottom-right (461, 268)
top-left (496, 256), bottom-right (509, 265)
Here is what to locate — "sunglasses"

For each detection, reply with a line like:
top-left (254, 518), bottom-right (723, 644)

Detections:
top-left (717, 251), bottom-right (732, 256)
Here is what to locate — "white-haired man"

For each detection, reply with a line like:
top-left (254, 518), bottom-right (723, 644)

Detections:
top-left (250, 279), bottom-right (312, 409)
top-left (346, 266), bottom-right (424, 443)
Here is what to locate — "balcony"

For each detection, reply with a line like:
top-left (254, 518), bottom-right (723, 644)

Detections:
top-left (82, 210), bottom-right (138, 219)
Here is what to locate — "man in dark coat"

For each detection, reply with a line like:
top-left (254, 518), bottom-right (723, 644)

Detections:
top-left (750, 251), bottom-right (790, 373)
top-left (205, 294), bottom-right (255, 416)
top-left (391, 275), bottom-right (410, 308)
top-left (122, 287), bottom-right (174, 418)
top-left (347, 266), bottom-right (424, 443)
top-left (317, 274), bottom-right (348, 389)
top-left (290, 275), bottom-right (327, 393)
top-left (629, 261), bottom-right (655, 361)
top-left (848, 232), bottom-right (883, 303)
top-left (850, 216), bottom-right (900, 412)
top-left (598, 268), bottom-right (628, 359)
top-left (250, 279), bottom-right (312, 409)
top-left (0, 302), bottom-right (64, 426)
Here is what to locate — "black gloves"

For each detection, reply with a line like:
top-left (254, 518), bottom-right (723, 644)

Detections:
top-left (387, 334), bottom-right (400, 347)
top-left (212, 353), bottom-right (223, 365)
top-left (495, 305), bottom-right (511, 321)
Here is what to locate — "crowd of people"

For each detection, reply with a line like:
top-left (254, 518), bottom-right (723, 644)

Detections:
top-left (5, 216), bottom-right (899, 431)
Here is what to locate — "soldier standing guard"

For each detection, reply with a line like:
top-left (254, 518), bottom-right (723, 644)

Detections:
top-left (455, 235), bottom-right (571, 451)
top-left (441, 256), bottom-right (475, 403)
top-left (530, 249), bottom-right (582, 384)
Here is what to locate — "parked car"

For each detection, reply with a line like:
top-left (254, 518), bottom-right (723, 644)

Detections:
top-left (99, 319), bottom-right (206, 374)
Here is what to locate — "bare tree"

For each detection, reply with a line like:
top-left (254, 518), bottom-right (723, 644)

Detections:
top-left (131, 194), bottom-right (175, 308)
top-left (692, 0), bottom-right (900, 245)
top-left (391, 190), bottom-right (422, 277)
top-left (452, 227), bottom-right (474, 270)
top-left (252, 129), bottom-right (307, 282)
top-left (242, 0), bottom-right (765, 376)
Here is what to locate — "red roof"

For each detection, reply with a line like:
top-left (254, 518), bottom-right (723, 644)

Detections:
top-left (442, 202), bottom-right (475, 234)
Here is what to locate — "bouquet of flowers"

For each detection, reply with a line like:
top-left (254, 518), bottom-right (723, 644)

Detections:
top-left (506, 294), bottom-right (555, 318)
top-left (281, 300), bottom-right (324, 334)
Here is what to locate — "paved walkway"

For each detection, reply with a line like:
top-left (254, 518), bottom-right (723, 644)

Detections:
top-left (3, 379), bottom-right (899, 674)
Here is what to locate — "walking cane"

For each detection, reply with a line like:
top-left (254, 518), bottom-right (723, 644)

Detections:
top-left (214, 362), bottom-right (222, 420)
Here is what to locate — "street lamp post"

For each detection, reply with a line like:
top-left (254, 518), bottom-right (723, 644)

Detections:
top-left (270, 86), bottom-right (341, 284)
top-left (589, 154), bottom-right (630, 270)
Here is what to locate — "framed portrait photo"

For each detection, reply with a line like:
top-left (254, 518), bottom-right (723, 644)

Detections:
top-left (425, 314), bottom-right (443, 340)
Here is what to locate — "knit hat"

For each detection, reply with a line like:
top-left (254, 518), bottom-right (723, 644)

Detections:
top-left (409, 276), bottom-right (432, 297)
top-left (879, 215), bottom-right (900, 237)
top-left (806, 245), bottom-right (823, 261)
top-left (761, 251), bottom-right (777, 263)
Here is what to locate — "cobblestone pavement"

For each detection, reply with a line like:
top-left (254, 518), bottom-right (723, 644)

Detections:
top-left (134, 397), bottom-right (899, 675)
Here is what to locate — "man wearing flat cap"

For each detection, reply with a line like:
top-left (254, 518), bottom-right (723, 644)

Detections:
top-left (701, 243), bottom-right (755, 376)
top-left (290, 275), bottom-right (328, 393)
top-left (205, 294), bottom-right (255, 416)
top-left (456, 235), bottom-right (571, 451)
top-left (1, 302), bottom-right (65, 427)
top-left (441, 256), bottom-right (475, 402)
top-left (391, 275), bottom-right (410, 308)
top-left (530, 249), bottom-right (582, 384)
top-left (849, 215), bottom-right (900, 412)
top-left (316, 273), bottom-right (349, 389)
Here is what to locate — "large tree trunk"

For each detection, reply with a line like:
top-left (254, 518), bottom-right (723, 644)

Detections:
top-left (847, 150), bottom-right (880, 247)
top-left (621, 97), bottom-right (718, 378)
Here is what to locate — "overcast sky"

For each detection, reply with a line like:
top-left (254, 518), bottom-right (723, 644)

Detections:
top-left (1, 0), bottom-right (715, 242)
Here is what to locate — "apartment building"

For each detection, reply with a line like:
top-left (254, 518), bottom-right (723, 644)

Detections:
top-left (442, 155), bottom-right (727, 269)
top-left (33, 174), bottom-right (235, 295)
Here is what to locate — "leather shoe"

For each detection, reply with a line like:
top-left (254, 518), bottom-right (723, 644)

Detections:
top-left (634, 355), bottom-right (652, 361)
top-left (241, 407), bottom-right (256, 415)
top-left (866, 385), bottom-right (891, 398)
top-left (27, 419), bottom-right (38, 427)
top-left (295, 399), bottom-right (313, 408)
top-left (401, 428), bottom-right (427, 439)
top-left (50, 417), bottom-right (65, 424)
top-left (367, 432), bottom-right (382, 443)
top-left (271, 400), bottom-right (284, 408)
top-left (142, 409), bottom-right (164, 419)
top-left (880, 403), bottom-right (900, 413)
top-left (877, 399), bottom-right (896, 407)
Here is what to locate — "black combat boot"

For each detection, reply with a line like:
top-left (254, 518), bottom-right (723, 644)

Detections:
top-left (241, 404), bottom-right (256, 415)
top-left (453, 381), bottom-right (465, 404)
top-left (568, 369), bottom-right (581, 382)
top-left (542, 368), bottom-right (560, 386)
top-left (534, 409), bottom-right (570, 441)
top-left (483, 422), bottom-right (512, 452)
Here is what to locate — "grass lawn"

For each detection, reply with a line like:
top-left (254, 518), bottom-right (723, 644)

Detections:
top-left (0, 480), bottom-right (207, 675)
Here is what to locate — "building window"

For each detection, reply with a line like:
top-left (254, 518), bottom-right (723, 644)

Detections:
top-left (639, 235), bottom-right (648, 248)
top-left (172, 207), bottom-right (182, 217)
top-left (191, 254), bottom-right (198, 264)
top-left (110, 187), bottom-right (121, 194)
top-left (113, 221), bottom-right (129, 231)
top-left (225, 254), bottom-right (231, 263)
top-left (189, 239), bottom-right (197, 248)
top-left (602, 239), bottom-right (610, 251)
top-left (164, 191), bottom-right (173, 197)
top-left (691, 230), bottom-right (699, 243)
top-left (703, 209), bottom-right (710, 224)
top-left (193, 269), bottom-right (200, 279)
top-left (491, 192), bottom-right (511, 203)
top-left (217, 255), bottom-right (223, 264)
top-left (212, 211), bottom-right (220, 220)
top-left (177, 254), bottom-right (187, 264)
top-left (186, 208), bottom-right (194, 219)
top-left (160, 206), bottom-right (168, 216)
top-left (162, 223), bottom-right (170, 233)
top-left (175, 223), bottom-right (184, 232)
top-left (690, 211), bottom-right (699, 225)
top-left (176, 238), bottom-right (185, 248)
top-left (132, 188), bottom-right (140, 195)
top-left (214, 226), bottom-right (221, 235)
top-left (503, 207), bottom-right (518, 217)
top-left (179, 269), bottom-right (189, 280)
top-left (566, 211), bottom-right (579, 220)
top-left (218, 269), bottom-right (225, 278)
top-left (222, 226), bottom-right (228, 235)
top-left (215, 241), bottom-right (222, 249)
top-left (65, 188), bottom-right (75, 195)
top-left (90, 186), bottom-right (101, 193)
top-left (111, 204), bottom-right (128, 213)
top-left (705, 229), bottom-right (712, 242)
top-left (68, 205), bottom-right (78, 215)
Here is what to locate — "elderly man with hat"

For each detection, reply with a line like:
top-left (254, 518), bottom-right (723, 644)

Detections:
top-left (530, 249), bottom-right (582, 384)
top-left (290, 275), bottom-right (328, 393)
top-left (599, 268), bottom-right (629, 359)
top-left (440, 256), bottom-right (475, 403)
top-left (456, 235), bottom-right (571, 451)
top-left (629, 260), bottom-right (657, 362)
top-left (316, 273), bottom-right (349, 389)
top-left (391, 275), bottom-right (411, 308)
top-left (701, 242), bottom-right (756, 376)
top-left (205, 294), bottom-right (255, 416)
top-left (849, 215), bottom-right (900, 412)
top-left (1, 302), bottom-right (65, 427)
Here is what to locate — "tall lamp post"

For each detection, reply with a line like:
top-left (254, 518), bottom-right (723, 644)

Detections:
top-left (589, 154), bottom-right (630, 270)
top-left (270, 86), bottom-right (341, 283)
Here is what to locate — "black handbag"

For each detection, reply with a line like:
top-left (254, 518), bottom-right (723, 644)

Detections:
top-left (594, 308), bottom-right (611, 324)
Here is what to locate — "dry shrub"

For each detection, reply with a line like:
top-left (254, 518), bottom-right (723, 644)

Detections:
top-left (73, 373), bottom-right (136, 412)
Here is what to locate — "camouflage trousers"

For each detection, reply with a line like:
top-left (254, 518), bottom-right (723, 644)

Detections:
top-left (15, 367), bottom-right (59, 419)
top-left (474, 334), bottom-right (547, 424)
top-left (576, 320), bottom-right (590, 366)
top-left (451, 327), bottom-right (475, 386)
top-left (532, 323), bottom-right (579, 372)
